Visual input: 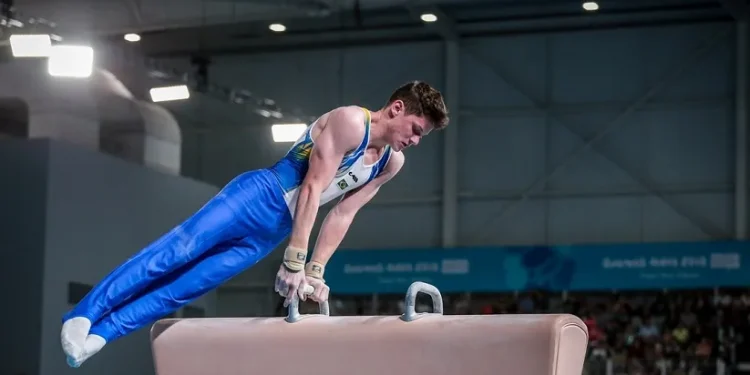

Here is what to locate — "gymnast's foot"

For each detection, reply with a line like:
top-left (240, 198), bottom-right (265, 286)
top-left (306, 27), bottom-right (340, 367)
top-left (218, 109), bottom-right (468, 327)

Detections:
top-left (66, 334), bottom-right (106, 368)
top-left (61, 317), bottom-right (91, 362)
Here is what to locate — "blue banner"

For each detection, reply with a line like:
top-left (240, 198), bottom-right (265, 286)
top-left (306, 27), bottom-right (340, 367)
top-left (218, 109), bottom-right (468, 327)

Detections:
top-left (324, 241), bottom-right (750, 294)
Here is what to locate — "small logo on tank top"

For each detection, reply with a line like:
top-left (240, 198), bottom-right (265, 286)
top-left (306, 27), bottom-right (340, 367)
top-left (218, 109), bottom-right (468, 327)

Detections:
top-left (337, 179), bottom-right (349, 190)
top-left (348, 171), bottom-right (359, 183)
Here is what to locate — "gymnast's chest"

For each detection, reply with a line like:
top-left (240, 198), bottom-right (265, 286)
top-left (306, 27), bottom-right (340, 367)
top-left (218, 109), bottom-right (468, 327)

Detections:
top-left (330, 158), bottom-right (373, 193)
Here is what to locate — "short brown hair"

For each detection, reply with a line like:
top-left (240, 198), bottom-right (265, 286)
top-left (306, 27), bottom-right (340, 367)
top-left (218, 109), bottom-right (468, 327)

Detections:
top-left (385, 81), bottom-right (449, 130)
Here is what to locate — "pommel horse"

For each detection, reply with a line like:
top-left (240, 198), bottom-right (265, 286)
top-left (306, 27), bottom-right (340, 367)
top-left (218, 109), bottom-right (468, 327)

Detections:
top-left (150, 282), bottom-right (589, 375)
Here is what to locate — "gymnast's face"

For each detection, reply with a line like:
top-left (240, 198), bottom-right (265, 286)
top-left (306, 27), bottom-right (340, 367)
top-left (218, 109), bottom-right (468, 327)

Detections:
top-left (386, 100), bottom-right (432, 152)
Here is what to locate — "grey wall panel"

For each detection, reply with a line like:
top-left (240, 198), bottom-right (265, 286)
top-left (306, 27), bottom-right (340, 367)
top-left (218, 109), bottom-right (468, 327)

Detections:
top-left (216, 288), bottom-right (276, 317)
top-left (339, 43), bottom-right (445, 107)
top-left (457, 22), bottom-right (734, 246)
top-left (547, 197), bottom-right (644, 244)
top-left (459, 200), bottom-right (547, 246)
top-left (39, 140), bottom-right (219, 375)
top-left (178, 129), bottom-right (204, 179)
top-left (640, 25), bottom-right (734, 101)
top-left (458, 115), bottom-right (546, 193)
top-left (643, 193), bottom-right (733, 241)
top-left (460, 34), bottom-right (547, 108)
top-left (646, 107), bottom-right (732, 187)
top-left (212, 49), bottom-right (344, 115)
top-left (549, 29), bottom-right (649, 104)
top-left (340, 204), bottom-right (442, 249)
top-left (544, 112), bottom-right (649, 192)
top-left (0, 139), bottom-right (48, 375)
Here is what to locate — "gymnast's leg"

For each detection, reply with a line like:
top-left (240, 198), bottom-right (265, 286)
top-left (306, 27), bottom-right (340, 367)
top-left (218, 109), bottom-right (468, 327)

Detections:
top-left (69, 239), bottom-right (280, 367)
top-left (60, 175), bottom-right (258, 362)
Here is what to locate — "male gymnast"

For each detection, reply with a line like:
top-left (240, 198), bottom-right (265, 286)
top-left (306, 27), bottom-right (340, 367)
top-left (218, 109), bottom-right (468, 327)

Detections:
top-left (60, 80), bottom-right (449, 367)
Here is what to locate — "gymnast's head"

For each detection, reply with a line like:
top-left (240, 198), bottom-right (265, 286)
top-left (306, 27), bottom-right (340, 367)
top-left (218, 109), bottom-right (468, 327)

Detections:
top-left (378, 80), bottom-right (449, 152)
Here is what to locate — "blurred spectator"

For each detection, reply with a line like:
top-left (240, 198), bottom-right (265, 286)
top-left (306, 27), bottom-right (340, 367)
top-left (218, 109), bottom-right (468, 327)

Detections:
top-left (640, 316), bottom-right (660, 339)
top-left (673, 323), bottom-right (690, 347)
top-left (583, 311), bottom-right (604, 343)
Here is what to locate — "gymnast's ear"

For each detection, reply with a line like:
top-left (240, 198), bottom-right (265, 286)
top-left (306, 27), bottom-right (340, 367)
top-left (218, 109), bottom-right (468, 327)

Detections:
top-left (388, 99), bottom-right (404, 117)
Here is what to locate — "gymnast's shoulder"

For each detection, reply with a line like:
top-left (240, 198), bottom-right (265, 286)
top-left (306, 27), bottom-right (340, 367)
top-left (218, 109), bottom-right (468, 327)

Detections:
top-left (383, 148), bottom-right (405, 176)
top-left (317, 106), bottom-right (368, 139)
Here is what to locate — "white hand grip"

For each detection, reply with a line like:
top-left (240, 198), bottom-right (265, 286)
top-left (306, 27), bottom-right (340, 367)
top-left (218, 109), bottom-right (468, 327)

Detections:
top-left (285, 284), bottom-right (330, 323)
top-left (301, 284), bottom-right (314, 295)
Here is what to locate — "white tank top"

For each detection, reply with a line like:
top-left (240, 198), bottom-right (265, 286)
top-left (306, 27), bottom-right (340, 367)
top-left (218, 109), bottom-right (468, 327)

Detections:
top-left (269, 107), bottom-right (392, 217)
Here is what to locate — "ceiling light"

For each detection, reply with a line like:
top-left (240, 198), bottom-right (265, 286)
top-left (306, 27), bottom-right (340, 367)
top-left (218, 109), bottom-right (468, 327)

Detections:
top-left (271, 124), bottom-right (306, 143)
top-left (48, 45), bottom-right (94, 78)
top-left (124, 33), bottom-right (141, 42)
top-left (582, 2), bottom-right (599, 11)
top-left (9, 34), bottom-right (52, 57)
top-left (420, 13), bottom-right (438, 22)
top-left (269, 23), bottom-right (286, 32)
top-left (150, 85), bottom-right (190, 102)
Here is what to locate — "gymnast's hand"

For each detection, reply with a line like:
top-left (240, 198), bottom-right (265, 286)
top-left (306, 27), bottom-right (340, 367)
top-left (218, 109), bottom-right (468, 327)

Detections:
top-left (305, 276), bottom-right (330, 303)
top-left (304, 260), bottom-right (329, 303)
top-left (275, 263), bottom-right (309, 307)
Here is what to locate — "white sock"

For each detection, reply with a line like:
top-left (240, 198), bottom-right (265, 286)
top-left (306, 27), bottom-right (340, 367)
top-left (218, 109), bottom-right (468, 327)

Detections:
top-left (66, 334), bottom-right (106, 368)
top-left (61, 317), bottom-right (91, 360)
top-left (80, 335), bottom-right (107, 364)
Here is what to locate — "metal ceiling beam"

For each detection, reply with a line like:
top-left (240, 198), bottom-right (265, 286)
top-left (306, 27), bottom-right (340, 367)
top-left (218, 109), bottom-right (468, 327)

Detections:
top-left (439, 7), bottom-right (459, 248)
top-left (139, 5), bottom-right (729, 57)
top-left (466, 26), bottom-right (733, 241)
top-left (736, 20), bottom-right (749, 239)
top-left (218, 0), bottom-right (332, 14)
top-left (442, 42), bottom-right (459, 248)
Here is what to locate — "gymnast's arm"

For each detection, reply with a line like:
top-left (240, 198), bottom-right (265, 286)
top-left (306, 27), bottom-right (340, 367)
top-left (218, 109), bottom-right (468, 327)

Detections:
top-left (307, 151), bottom-right (405, 270)
top-left (284, 107), bottom-right (366, 270)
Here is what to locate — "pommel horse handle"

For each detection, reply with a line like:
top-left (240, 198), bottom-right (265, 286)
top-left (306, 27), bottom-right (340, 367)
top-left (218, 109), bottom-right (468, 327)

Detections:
top-left (400, 281), bottom-right (444, 322)
top-left (286, 282), bottom-right (446, 323)
top-left (285, 284), bottom-right (330, 323)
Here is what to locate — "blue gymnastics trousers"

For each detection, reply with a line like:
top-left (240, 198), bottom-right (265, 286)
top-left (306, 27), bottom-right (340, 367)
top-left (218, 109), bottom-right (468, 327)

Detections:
top-left (61, 169), bottom-right (293, 343)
